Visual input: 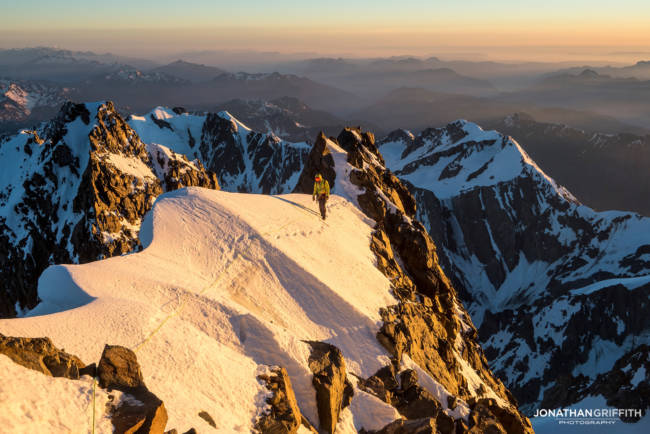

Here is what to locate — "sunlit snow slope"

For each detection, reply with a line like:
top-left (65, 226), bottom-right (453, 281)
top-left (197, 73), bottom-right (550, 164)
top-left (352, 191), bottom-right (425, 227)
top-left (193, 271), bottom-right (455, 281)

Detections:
top-left (0, 188), bottom-right (404, 433)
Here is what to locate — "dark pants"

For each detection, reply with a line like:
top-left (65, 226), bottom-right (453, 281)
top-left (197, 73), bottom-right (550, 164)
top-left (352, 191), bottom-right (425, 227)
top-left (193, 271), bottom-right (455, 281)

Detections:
top-left (318, 194), bottom-right (328, 219)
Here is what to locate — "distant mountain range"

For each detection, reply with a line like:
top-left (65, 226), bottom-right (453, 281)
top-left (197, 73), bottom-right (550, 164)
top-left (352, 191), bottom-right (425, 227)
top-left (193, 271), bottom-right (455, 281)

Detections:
top-left (352, 86), bottom-right (648, 135)
top-left (551, 60), bottom-right (650, 80)
top-left (293, 61), bottom-right (498, 99)
top-left (499, 69), bottom-right (650, 128)
top-left (0, 47), bottom-right (158, 82)
top-left (489, 113), bottom-right (650, 216)
top-left (149, 59), bottom-right (227, 82)
top-left (205, 97), bottom-right (382, 143)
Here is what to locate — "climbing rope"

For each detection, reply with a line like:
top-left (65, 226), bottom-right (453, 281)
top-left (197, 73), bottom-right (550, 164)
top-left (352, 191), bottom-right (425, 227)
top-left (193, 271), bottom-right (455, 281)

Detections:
top-left (91, 376), bottom-right (97, 434)
top-left (132, 261), bottom-right (238, 354)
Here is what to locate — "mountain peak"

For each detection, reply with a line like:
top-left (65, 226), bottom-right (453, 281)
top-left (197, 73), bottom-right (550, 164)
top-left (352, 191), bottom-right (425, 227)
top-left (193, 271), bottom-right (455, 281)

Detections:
top-left (579, 68), bottom-right (600, 78)
top-left (379, 120), bottom-right (577, 204)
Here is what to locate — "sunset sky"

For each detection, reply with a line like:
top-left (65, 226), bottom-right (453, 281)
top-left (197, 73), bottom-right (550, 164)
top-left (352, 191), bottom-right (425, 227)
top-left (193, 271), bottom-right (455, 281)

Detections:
top-left (2, 0), bottom-right (649, 62)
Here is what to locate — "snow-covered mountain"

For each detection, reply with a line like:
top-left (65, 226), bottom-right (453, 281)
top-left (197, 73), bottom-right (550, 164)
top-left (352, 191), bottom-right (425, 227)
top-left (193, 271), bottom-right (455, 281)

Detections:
top-left (0, 79), bottom-right (72, 122)
top-left (0, 47), bottom-right (158, 81)
top-left (92, 67), bottom-right (189, 85)
top-left (492, 112), bottom-right (650, 216)
top-left (0, 101), bottom-right (218, 317)
top-left (0, 124), bottom-right (533, 433)
top-left (378, 121), bottom-right (650, 419)
top-left (149, 59), bottom-right (227, 83)
top-left (128, 106), bottom-right (311, 193)
top-left (204, 71), bottom-right (359, 114)
top-left (209, 97), bottom-right (349, 142)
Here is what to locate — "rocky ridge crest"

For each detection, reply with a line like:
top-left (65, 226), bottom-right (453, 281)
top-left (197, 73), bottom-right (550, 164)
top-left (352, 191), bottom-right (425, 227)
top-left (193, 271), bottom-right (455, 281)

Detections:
top-left (292, 127), bottom-right (533, 433)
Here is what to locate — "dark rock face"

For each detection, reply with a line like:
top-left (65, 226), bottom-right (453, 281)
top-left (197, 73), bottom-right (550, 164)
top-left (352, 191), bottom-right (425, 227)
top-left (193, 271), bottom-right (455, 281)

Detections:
top-left (584, 344), bottom-right (650, 422)
top-left (361, 367), bottom-right (443, 421)
top-left (0, 333), bottom-right (85, 378)
top-left (109, 395), bottom-right (168, 434)
top-left (292, 131), bottom-right (336, 195)
top-left (256, 367), bottom-right (303, 434)
top-left (129, 109), bottom-right (309, 195)
top-left (305, 341), bottom-right (353, 434)
top-left (0, 101), bottom-right (219, 318)
top-left (202, 114), bottom-right (306, 194)
top-left (377, 120), bottom-right (650, 415)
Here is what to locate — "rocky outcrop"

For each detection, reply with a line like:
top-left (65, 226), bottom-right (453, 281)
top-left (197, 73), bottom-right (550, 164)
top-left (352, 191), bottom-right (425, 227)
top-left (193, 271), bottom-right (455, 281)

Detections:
top-left (370, 417), bottom-right (438, 434)
top-left (377, 120), bottom-right (650, 416)
top-left (292, 132), bottom-right (336, 195)
top-left (110, 396), bottom-right (168, 434)
top-left (0, 333), bottom-right (85, 378)
top-left (98, 345), bottom-right (145, 390)
top-left (376, 302), bottom-right (517, 408)
top-left (305, 341), bottom-right (353, 434)
top-left (0, 101), bottom-right (220, 318)
top-left (72, 102), bottom-right (218, 262)
top-left (256, 367), bottom-right (303, 434)
top-left (98, 345), bottom-right (168, 434)
top-left (360, 367), bottom-right (444, 423)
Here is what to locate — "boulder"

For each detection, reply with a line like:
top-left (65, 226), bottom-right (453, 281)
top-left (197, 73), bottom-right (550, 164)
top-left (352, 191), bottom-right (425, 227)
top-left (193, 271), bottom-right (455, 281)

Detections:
top-left (397, 385), bottom-right (442, 420)
top-left (198, 410), bottom-right (217, 428)
top-left (0, 333), bottom-right (85, 379)
top-left (360, 364), bottom-right (448, 424)
top-left (98, 345), bottom-right (144, 390)
top-left (108, 385), bottom-right (168, 434)
top-left (256, 367), bottom-right (302, 434)
top-left (305, 341), bottom-right (354, 434)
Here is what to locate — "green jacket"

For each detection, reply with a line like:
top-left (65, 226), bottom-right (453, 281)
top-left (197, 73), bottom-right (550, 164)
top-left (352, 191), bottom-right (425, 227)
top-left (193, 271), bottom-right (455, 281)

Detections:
top-left (313, 179), bottom-right (330, 198)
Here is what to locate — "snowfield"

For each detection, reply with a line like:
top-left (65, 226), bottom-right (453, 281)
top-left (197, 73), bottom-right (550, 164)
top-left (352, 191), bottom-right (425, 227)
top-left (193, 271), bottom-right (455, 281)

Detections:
top-left (0, 188), bottom-right (403, 433)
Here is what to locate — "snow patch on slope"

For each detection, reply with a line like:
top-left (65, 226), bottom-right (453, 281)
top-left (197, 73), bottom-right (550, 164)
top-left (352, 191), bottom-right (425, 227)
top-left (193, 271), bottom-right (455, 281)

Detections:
top-left (0, 355), bottom-right (114, 433)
